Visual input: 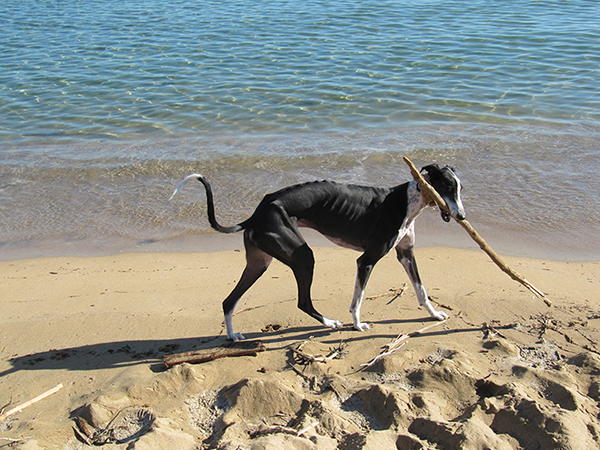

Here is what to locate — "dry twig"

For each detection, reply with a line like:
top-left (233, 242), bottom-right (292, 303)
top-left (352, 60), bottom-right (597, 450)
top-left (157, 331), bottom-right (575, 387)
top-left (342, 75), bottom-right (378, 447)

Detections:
top-left (361, 320), bottom-right (447, 368)
top-left (360, 342), bottom-right (407, 369)
top-left (292, 338), bottom-right (347, 364)
top-left (0, 384), bottom-right (63, 424)
top-left (366, 284), bottom-right (409, 301)
top-left (74, 406), bottom-right (155, 445)
top-left (0, 437), bottom-right (29, 445)
top-left (250, 421), bottom-right (319, 439)
top-left (0, 437), bottom-right (33, 449)
top-left (482, 322), bottom-right (507, 339)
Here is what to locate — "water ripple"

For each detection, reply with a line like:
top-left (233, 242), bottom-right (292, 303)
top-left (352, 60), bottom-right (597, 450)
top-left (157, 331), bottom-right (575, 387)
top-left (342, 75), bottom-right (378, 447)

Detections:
top-left (1, 0), bottom-right (599, 145)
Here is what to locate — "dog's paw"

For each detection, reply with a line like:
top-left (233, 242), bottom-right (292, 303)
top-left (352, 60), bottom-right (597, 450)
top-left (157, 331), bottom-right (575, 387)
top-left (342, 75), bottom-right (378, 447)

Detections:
top-left (227, 332), bottom-right (246, 342)
top-left (323, 318), bottom-right (343, 329)
top-left (432, 310), bottom-right (449, 321)
top-left (354, 322), bottom-right (371, 332)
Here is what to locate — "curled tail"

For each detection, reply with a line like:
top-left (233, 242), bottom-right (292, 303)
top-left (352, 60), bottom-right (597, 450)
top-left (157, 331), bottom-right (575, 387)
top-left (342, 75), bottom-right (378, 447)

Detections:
top-left (170, 174), bottom-right (244, 234)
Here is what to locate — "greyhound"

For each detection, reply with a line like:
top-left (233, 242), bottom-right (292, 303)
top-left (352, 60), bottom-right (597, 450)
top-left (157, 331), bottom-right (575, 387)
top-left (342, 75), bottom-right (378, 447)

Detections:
top-left (171, 164), bottom-right (465, 341)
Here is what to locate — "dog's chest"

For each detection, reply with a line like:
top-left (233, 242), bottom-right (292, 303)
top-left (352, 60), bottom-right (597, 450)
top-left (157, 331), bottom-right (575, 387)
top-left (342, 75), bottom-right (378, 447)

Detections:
top-left (323, 235), bottom-right (366, 252)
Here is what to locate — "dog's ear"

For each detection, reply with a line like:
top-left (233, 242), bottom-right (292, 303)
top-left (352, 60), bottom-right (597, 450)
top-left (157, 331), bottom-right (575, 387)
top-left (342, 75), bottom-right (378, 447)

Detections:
top-left (420, 164), bottom-right (440, 182)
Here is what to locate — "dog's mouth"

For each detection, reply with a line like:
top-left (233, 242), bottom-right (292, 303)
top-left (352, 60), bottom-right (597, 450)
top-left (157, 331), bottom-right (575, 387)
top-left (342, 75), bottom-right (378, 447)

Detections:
top-left (441, 209), bottom-right (451, 223)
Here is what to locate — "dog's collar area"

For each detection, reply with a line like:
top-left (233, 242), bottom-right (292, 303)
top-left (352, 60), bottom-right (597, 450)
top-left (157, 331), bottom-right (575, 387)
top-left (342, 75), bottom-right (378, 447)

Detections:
top-left (418, 186), bottom-right (450, 220)
top-left (419, 188), bottom-right (437, 208)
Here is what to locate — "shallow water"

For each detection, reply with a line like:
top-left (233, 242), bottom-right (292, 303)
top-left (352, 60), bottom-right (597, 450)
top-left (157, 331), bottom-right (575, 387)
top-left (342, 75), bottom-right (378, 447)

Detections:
top-left (1, 0), bottom-right (599, 260)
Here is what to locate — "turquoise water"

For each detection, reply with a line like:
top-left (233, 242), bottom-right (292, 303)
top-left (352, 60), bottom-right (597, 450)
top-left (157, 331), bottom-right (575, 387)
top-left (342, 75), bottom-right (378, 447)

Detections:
top-left (2, 0), bottom-right (599, 142)
top-left (1, 0), bottom-right (599, 260)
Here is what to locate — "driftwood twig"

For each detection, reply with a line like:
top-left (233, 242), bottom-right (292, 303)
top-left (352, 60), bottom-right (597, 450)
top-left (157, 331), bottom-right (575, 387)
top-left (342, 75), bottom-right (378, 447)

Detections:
top-left (74, 406), bottom-right (155, 446)
top-left (403, 156), bottom-right (551, 307)
top-left (292, 338), bottom-right (348, 364)
top-left (0, 384), bottom-right (63, 423)
top-left (361, 342), bottom-right (407, 369)
top-left (164, 341), bottom-right (266, 368)
top-left (0, 437), bottom-right (30, 445)
top-left (250, 421), bottom-right (319, 439)
top-left (361, 320), bottom-right (447, 368)
top-left (366, 284), bottom-right (409, 301)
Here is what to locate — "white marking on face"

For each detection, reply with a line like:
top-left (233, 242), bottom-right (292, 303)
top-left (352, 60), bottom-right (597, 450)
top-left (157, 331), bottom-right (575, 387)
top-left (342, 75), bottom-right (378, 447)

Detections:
top-left (447, 172), bottom-right (465, 220)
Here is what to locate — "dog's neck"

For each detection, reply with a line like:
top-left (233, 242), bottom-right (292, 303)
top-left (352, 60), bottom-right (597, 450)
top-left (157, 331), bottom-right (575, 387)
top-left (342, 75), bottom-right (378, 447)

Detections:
top-left (413, 176), bottom-right (437, 208)
top-left (407, 180), bottom-right (433, 222)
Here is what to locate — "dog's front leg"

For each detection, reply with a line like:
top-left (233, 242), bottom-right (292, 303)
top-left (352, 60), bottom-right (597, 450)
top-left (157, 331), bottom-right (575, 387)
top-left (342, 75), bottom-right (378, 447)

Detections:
top-left (349, 256), bottom-right (376, 331)
top-left (396, 236), bottom-right (448, 321)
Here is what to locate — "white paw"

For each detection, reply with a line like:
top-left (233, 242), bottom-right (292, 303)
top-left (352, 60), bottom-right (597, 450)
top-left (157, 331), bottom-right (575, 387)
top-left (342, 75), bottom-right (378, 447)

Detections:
top-left (227, 332), bottom-right (246, 342)
top-left (323, 318), bottom-right (343, 329)
top-left (432, 310), bottom-right (449, 321)
top-left (354, 322), bottom-right (371, 332)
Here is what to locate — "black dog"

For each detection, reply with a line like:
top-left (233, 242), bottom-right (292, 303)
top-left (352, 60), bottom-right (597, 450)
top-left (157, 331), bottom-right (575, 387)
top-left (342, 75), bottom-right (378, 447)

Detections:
top-left (171, 165), bottom-right (465, 341)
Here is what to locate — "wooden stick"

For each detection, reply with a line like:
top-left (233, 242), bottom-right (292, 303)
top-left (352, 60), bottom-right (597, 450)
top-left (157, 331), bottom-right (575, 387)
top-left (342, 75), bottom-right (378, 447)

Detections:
top-left (164, 341), bottom-right (266, 368)
top-left (361, 320), bottom-right (447, 368)
top-left (403, 156), bottom-right (551, 307)
top-left (360, 342), bottom-right (407, 368)
top-left (250, 421), bottom-right (319, 439)
top-left (385, 320), bottom-right (447, 352)
top-left (365, 284), bottom-right (409, 300)
top-left (291, 339), bottom-right (347, 364)
top-left (0, 384), bottom-right (63, 423)
top-left (0, 437), bottom-right (30, 444)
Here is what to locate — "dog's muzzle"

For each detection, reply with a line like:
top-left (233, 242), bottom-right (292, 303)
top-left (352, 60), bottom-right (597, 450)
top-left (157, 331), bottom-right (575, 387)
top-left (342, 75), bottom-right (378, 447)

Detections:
top-left (441, 200), bottom-right (466, 222)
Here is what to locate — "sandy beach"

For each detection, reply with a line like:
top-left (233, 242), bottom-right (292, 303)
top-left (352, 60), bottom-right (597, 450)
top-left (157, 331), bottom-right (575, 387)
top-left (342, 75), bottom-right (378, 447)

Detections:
top-left (1, 245), bottom-right (599, 449)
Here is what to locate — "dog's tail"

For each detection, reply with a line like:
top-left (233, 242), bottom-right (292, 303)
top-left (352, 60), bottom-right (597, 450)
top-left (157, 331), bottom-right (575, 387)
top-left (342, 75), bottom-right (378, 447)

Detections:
top-left (170, 174), bottom-right (244, 234)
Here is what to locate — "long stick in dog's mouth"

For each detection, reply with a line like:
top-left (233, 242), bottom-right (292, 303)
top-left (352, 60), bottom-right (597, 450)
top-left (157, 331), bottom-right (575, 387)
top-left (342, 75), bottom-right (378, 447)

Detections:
top-left (403, 156), bottom-right (552, 307)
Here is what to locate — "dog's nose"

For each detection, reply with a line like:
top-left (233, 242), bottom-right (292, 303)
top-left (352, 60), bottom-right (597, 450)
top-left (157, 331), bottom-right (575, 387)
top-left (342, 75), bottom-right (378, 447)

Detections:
top-left (447, 200), bottom-right (466, 221)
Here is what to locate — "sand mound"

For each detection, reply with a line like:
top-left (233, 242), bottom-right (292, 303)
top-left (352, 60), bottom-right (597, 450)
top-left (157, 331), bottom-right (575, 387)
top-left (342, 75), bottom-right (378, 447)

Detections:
top-left (62, 341), bottom-right (600, 449)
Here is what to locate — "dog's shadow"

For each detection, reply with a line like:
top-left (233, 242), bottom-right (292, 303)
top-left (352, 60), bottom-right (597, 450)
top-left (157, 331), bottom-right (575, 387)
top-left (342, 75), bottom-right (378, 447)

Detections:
top-left (0, 317), bottom-right (476, 378)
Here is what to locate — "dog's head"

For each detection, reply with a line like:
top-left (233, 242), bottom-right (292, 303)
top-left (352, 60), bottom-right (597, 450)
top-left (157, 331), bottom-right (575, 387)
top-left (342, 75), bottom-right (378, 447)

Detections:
top-left (420, 165), bottom-right (466, 222)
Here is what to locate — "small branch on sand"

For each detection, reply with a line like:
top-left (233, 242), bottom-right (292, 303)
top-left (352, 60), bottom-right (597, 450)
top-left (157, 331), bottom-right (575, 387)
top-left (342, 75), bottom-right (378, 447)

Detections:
top-left (361, 342), bottom-right (408, 369)
top-left (250, 421), bottom-right (319, 439)
top-left (164, 341), bottom-right (266, 368)
top-left (74, 406), bottom-right (155, 446)
top-left (0, 384), bottom-right (63, 423)
top-left (361, 321), bottom-right (447, 369)
top-left (482, 322), bottom-right (507, 340)
top-left (403, 156), bottom-right (551, 307)
top-left (0, 437), bottom-right (31, 446)
top-left (292, 338), bottom-right (348, 364)
top-left (366, 284), bottom-right (409, 302)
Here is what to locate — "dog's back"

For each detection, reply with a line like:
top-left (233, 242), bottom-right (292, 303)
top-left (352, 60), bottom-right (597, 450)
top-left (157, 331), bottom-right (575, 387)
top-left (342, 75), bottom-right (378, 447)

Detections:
top-left (248, 180), bottom-right (409, 248)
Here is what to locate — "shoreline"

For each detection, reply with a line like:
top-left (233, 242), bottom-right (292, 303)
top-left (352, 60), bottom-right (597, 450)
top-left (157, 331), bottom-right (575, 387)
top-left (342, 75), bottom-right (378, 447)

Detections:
top-left (2, 223), bottom-right (598, 263)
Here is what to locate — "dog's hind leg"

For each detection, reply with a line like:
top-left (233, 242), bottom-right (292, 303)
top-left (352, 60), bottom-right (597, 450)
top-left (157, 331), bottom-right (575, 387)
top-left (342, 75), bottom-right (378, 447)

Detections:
top-left (251, 206), bottom-right (342, 331)
top-left (222, 231), bottom-right (273, 341)
top-left (395, 230), bottom-right (449, 321)
top-left (288, 243), bottom-right (342, 330)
